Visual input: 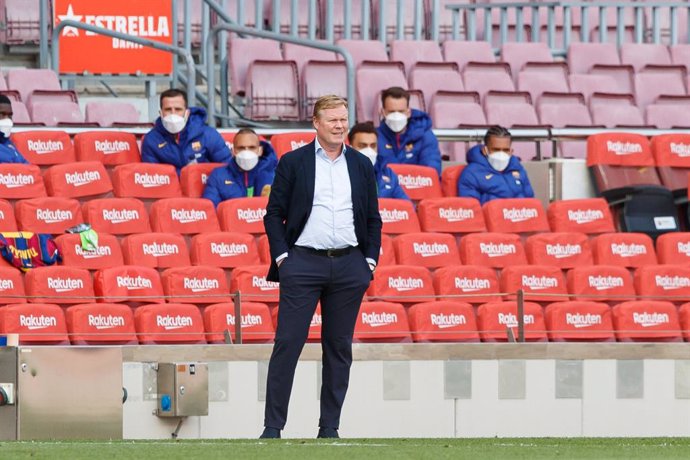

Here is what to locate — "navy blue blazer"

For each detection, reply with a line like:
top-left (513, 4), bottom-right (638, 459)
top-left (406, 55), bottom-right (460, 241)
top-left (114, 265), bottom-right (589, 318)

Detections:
top-left (264, 140), bottom-right (382, 282)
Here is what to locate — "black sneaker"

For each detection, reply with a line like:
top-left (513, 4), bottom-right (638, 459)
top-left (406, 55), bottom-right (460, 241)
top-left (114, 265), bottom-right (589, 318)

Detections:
top-left (316, 427), bottom-right (339, 439)
top-left (259, 427), bottom-right (281, 439)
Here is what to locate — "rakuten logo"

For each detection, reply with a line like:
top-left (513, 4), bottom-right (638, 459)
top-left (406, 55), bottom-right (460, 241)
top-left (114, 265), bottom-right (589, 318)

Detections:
top-left (291, 140), bottom-right (307, 150)
top-left (545, 243), bottom-right (582, 259)
top-left (75, 245), bottom-right (112, 259)
top-left (498, 313), bottom-right (535, 327)
top-left (20, 314), bottom-right (57, 330)
top-left (361, 311), bottom-right (398, 327)
top-left (655, 275), bottom-right (690, 290)
top-left (27, 139), bottom-right (63, 154)
top-left (567, 209), bottom-right (605, 224)
top-left (454, 277), bottom-right (490, 292)
top-left (47, 277), bottom-right (84, 292)
top-left (171, 209), bottom-right (206, 223)
top-left (388, 277), bottom-right (424, 291)
top-left (183, 277), bottom-right (219, 292)
top-left (237, 208), bottom-right (266, 223)
top-left (521, 275), bottom-right (558, 290)
top-left (225, 313), bottom-right (263, 328)
top-left (0, 279), bottom-right (14, 291)
top-left (134, 173), bottom-right (171, 188)
top-left (0, 173), bottom-right (34, 188)
top-left (310, 313), bottom-right (322, 327)
top-left (211, 242), bottom-right (248, 257)
top-left (611, 243), bottom-right (647, 257)
top-left (606, 140), bottom-right (642, 155)
top-left (142, 242), bottom-right (179, 257)
top-left (397, 174), bottom-right (432, 189)
top-left (502, 208), bottom-right (538, 223)
top-left (439, 207), bottom-right (474, 222)
top-left (633, 312), bottom-right (669, 327)
top-left (566, 313), bottom-right (602, 328)
top-left (412, 242), bottom-right (449, 257)
top-left (94, 140), bottom-right (130, 155)
top-left (156, 315), bottom-right (193, 330)
top-left (116, 275), bottom-right (153, 290)
top-left (479, 242), bottom-right (516, 257)
top-left (88, 314), bottom-right (125, 329)
top-left (430, 313), bottom-right (466, 328)
top-left (252, 276), bottom-right (279, 291)
top-left (677, 242), bottom-right (690, 256)
top-left (102, 208), bottom-right (139, 224)
top-left (65, 170), bottom-right (101, 187)
top-left (37, 209), bottom-right (72, 223)
top-left (670, 143), bottom-right (690, 157)
top-left (380, 208), bottom-right (409, 223)
top-left (588, 275), bottom-right (624, 291)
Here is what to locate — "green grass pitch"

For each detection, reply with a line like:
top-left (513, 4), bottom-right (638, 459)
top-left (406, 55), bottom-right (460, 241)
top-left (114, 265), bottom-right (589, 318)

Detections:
top-left (3, 438), bottom-right (690, 460)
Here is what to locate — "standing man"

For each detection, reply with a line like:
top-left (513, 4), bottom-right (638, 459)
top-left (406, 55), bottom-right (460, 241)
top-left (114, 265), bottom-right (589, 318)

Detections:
top-left (262, 95), bottom-right (382, 439)
top-left (0, 95), bottom-right (28, 164)
top-left (142, 88), bottom-right (231, 172)
top-left (377, 86), bottom-right (441, 176)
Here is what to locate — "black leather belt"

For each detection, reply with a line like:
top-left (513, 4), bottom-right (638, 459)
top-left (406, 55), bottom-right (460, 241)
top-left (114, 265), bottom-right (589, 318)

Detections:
top-left (296, 246), bottom-right (354, 258)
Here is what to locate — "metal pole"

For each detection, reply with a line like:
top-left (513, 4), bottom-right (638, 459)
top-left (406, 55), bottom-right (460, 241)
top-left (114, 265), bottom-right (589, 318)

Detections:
top-left (414, 0), bottom-right (423, 40)
top-left (325, 0), bottom-right (334, 42)
top-left (233, 292), bottom-right (242, 344)
top-left (172, 0), bottom-right (179, 89)
top-left (517, 289), bottom-right (525, 343)
top-left (431, 0), bottom-right (440, 42)
top-left (184, 0), bottom-right (192, 53)
top-left (344, 0), bottom-right (352, 40)
top-left (379, 0), bottom-right (387, 43)
top-left (290, 0), bottom-right (298, 36)
top-left (39, 0), bottom-right (49, 69)
top-left (219, 0), bottom-right (229, 126)
top-left (362, 0), bottom-right (370, 40)
top-left (308, 0), bottom-right (317, 40)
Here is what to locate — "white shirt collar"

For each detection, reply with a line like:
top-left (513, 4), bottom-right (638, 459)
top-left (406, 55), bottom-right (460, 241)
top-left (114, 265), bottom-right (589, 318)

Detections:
top-left (314, 137), bottom-right (347, 160)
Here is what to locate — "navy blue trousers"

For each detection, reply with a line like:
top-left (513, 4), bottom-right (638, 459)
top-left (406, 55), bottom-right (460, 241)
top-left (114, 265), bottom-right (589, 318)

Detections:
top-left (264, 246), bottom-right (372, 430)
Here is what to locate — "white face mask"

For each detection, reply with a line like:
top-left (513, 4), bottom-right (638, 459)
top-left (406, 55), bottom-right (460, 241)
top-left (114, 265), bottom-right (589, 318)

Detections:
top-left (161, 113), bottom-right (187, 134)
top-left (359, 147), bottom-right (377, 166)
top-left (384, 112), bottom-right (408, 133)
top-left (0, 118), bottom-right (12, 138)
top-left (487, 151), bottom-right (511, 172)
top-left (235, 150), bottom-right (259, 171)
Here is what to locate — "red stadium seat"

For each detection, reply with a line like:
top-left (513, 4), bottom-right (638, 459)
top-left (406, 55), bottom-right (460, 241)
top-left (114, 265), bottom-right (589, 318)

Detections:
top-left (149, 198), bottom-right (220, 234)
top-left (651, 133), bottom-right (690, 192)
top-left (43, 161), bottom-right (113, 199)
top-left (387, 164), bottom-right (442, 201)
top-left (161, 265), bottom-right (231, 305)
top-left (433, 265), bottom-right (501, 304)
top-left (0, 199), bottom-right (17, 231)
top-left (258, 234), bottom-right (271, 265)
top-left (93, 265), bottom-right (164, 304)
top-left (612, 300), bottom-right (681, 342)
top-left (112, 163), bottom-right (181, 199)
top-left (271, 303), bottom-right (322, 343)
top-left (367, 265), bottom-right (434, 304)
top-left (229, 265), bottom-right (279, 303)
top-left (407, 301), bottom-right (479, 343)
top-left (203, 302), bottom-right (274, 344)
top-left (547, 198), bottom-right (616, 234)
top-left (217, 197), bottom-right (268, 234)
top-left (459, 232), bottom-right (527, 268)
top-left (134, 303), bottom-right (206, 344)
top-left (10, 130), bottom-right (75, 165)
top-left (417, 197), bottom-right (486, 233)
top-left (0, 164), bottom-right (46, 199)
top-left (378, 198), bottom-right (420, 234)
top-left (378, 234), bottom-right (396, 266)
top-left (567, 265), bottom-right (636, 302)
top-left (678, 302), bottom-right (690, 341)
top-left (65, 303), bottom-right (137, 345)
top-left (501, 265), bottom-right (569, 303)
top-left (120, 233), bottom-right (191, 269)
top-left (634, 265), bottom-right (690, 303)
top-left (476, 301), bottom-right (547, 342)
top-left (544, 301), bottom-right (615, 342)
top-left (441, 165), bottom-right (464, 197)
top-left (190, 232), bottom-right (260, 268)
top-left (525, 232), bottom-right (593, 269)
top-left (73, 131), bottom-right (140, 166)
top-left (0, 303), bottom-right (69, 345)
top-left (482, 198), bottom-right (550, 234)
top-left (270, 132), bottom-right (314, 159)
top-left (0, 266), bottom-right (25, 304)
top-left (393, 232), bottom-right (460, 269)
top-left (82, 198), bottom-right (150, 235)
top-left (55, 233), bottom-right (124, 270)
top-left (25, 266), bottom-right (94, 304)
top-left (656, 232), bottom-right (690, 265)
top-left (354, 301), bottom-right (412, 343)
top-left (180, 163), bottom-right (225, 198)
top-left (15, 197), bottom-right (82, 233)
top-left (592, 232), bottom-right (657, 268)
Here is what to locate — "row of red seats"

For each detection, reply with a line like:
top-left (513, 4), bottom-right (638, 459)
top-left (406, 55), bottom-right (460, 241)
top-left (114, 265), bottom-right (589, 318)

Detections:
top-left (2, 298), bottom-right (688, 345)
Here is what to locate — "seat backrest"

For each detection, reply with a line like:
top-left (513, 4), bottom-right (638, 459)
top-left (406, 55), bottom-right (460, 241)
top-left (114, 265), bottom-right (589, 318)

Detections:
top-left (501, 42), bottom-right (554, 79)
top-left (567, 43), bottom-right (620, 74)
top-left (442, 40), bottom-right (495, 72)
top-left (389, 40), bottom-right (444, 75)
top-left (229, 265), bottom-right (279, 303)
top-left (462, 62), bottom-right (515, 101)
top-left (203, 302), bottom-right (274, 344)
top-left (408, 63), bottom-right (464, 110)
top-left (161, 266), bottom-right (232, 304)
top-left (149, 198), bottom-right (220, 234)
top-left (459, 232), bottom-right (527, 268)
top-left (270, 132), bottom-right (315, 159)
top-left (567, 264), bottom-right (635, 302)
top-left (55, 233), bottom-right (123, 270)
top-left (620, 43), bottom-right (672, 72)
top-left (407, 301), bottom-right (479, 343)
top-left (283, 42), bottom-right (337, 75)
top-left (302, 60), bottom-right (348, 117)
top-left (120, 233), bottom-right (191, 268)
top-left (634, 264), bottom-right (690, 302)
top-left (440, 164), bottom-right (464, 197)
top-left (356, 64), bottom-right (408, 121)
top-left (568, 74), bottom-right (621, 103)
top-left (417, 197), bottom-right (486, 233)
top-left (112, 163), bottom-right (181, 199)
top-left (589, 93), bottom-right (645, 128)
top-left (93, 265), bottom-right (164, 304)
top-left (190, 232), bottom-right (260, 268)
top-left (433, 265), bottom-right (501, 304)
top-left (537, 92), bottom-right (591, 128)
top-left (517, 71), bottom-right (570, 106)
top-left (25, 266), bottom-right (94, 304)
top-left (134, 303), bottom-right (206, 344)
top-left (84, 101), bottom-right (140, 127)
top-left (0, 164), bottom-right (46, 199)
top-left (335, 39), bottom-right (389, 69)
top-left (354, 301), bottom-right (411, 343)
top-left (393, 232), bottom-right (460, 269)
top-left (10, 130), bottom-right (75, 165)
top-left (476, 301), bottom-right (547, 342)
top-left (544, 301), bottom-right (615, 342)
top-left (15, 196), bottom-right (82, 234)
top-left (73, 131), bottom-right (140, 165)
top-left (651, 133), bottom-right (690, 191)
top-left (30, 101), bottom-right (84, 126)
top-left (612, 300), bottom-right (681, 342)
top-left (592, 232), bottom-right (657, 268)
top-left (0, 303), bottom-right (68, 345)
top-left (217, 196), bottom-right (268, 234)
top-left (0, 199), bottom-right (17, 231)
top-left (646, 103), bottom-right (690, 129)
top-left (0, 266), bottom-right (25, 304)
top-left (65, 303), bottom-right (137, 345)
top-left (547, 198), bottom-right (615, 234)
top-left (378, 198), bottom-right (420, 234)
top-left (246, 60), bottom-right (300, 121)
top-left (44, 161), bottom-right (113, 199)
top-left (387, 164), bottom-right (442, 200)
top-left (656, 232), bottom-right (690, 265)
top-left (482, 198), bottom-right (549, 234)
top-left (378, 234), bottom-right (396, 266)
top-left (367, 265), bottom-right (434, 304)
top-left (228, 39), bottom-right (283, 96)
top-left (500, 264), bottom-right (569, 303)
top-left (6, 68), bottom-right (60, 102)
top-left (180, 163), bottom-right (225, 198)
top-left (82, 198), bottom-right (150, 235)
top-left (525, 232), bottom-right (593, 269)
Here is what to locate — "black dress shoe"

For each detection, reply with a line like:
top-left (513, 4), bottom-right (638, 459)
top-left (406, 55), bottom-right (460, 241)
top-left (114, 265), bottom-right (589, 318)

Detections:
top-left (259, 427), bottom-right (281, 439)
top-left (317, 427), bottom-right (339, 439)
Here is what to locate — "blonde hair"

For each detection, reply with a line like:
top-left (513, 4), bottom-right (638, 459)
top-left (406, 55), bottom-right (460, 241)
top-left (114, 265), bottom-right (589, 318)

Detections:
top-left (313, 95), bottom-right (348, 119)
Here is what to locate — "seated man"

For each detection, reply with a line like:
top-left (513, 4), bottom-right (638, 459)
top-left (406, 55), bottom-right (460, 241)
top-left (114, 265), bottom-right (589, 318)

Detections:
top-left (142, 88), bottom-right (231, 172)
top-left (376, 86), bottom-right (441, 176)
top-left (349, 122), bottom-right (409, 201)
top-left (202, 128), bottom-right (277, 207)
top-left (458, 125), bottom-right (534, 204)
top-left (0, 95), bottom-right (28, 164)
